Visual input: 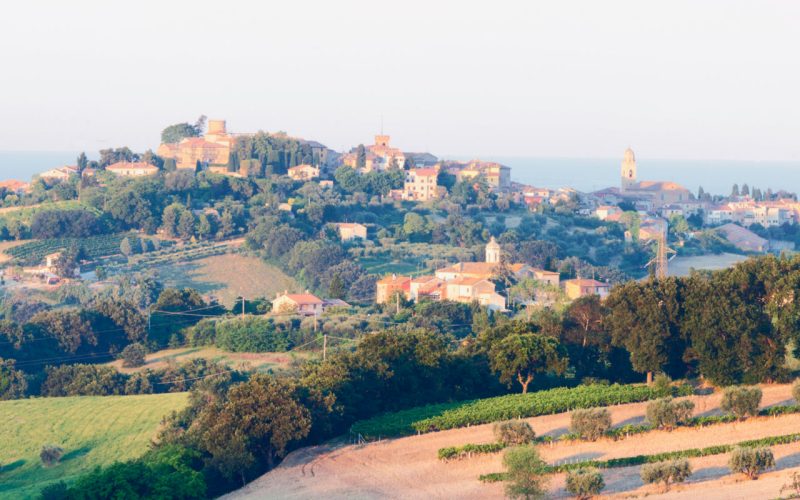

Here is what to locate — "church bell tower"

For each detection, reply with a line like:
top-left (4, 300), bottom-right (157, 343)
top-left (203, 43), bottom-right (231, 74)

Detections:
top-left (621, 147), bottom-right (637, 192)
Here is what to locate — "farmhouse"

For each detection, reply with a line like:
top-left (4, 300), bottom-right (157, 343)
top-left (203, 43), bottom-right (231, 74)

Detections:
top-left (272, 291), bottom-right (324, 316)
top-left (287, 164), bottom-right (320, 181)
top-left (334, 223), bottom-right (367, 242)
top-left (39, 165), bottom-right (78, 181)
top-left (563, 278), bottom-right (610, 300)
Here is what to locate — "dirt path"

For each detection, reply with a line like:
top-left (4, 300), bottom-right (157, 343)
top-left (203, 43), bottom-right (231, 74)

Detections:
top-left (225, 383), bottom-right (799, 499)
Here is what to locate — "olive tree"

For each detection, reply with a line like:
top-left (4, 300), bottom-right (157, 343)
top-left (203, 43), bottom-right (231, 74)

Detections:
top-left (728, 446), bottom-right (775, 480)
top-left (570, 408), bottom-right (612, 441)
top-left (566, 468), bottom-right (605, 499)
top-left (494, 421), bottom-right (536, 446)
top-left (641, 459), bottom-right (691, 491)
top-left (645, 398), bottom-right (694, 430)
top-left (721, 386), bottom-right (762, 420)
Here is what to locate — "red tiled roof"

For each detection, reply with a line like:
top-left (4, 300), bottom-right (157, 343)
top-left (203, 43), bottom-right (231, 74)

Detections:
top-left (282, 293), bottom-right (323, 305)
top-left (410, 168), bottom-right (438, 177)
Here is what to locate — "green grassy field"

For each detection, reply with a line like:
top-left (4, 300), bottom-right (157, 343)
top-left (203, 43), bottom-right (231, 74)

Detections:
top-left (0, 393), bottom-right (189, 499)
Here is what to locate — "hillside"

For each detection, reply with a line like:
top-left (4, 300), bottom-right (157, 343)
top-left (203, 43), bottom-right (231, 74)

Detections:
top-left (226, 383), bottom-right (800, 499)
top-left (152, 253), bottom-right (302, 307)
top-left (0, 393), bottom-right (189, 499)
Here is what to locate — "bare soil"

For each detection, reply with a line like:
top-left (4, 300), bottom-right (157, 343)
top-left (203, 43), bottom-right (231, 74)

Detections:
top-left (225, 383), bottom-right (800, 499)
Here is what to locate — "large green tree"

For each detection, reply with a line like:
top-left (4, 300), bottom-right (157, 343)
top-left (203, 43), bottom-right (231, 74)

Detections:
top-left (489, 333), bottom-right (567, 393)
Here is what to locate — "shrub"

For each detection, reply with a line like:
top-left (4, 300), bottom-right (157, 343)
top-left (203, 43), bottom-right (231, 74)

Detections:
top-left (565, 468), bottom-right (605, 499)
top-left (40, 481), bottom-right (69, 500)
top-left (40, 445), bottom-right (64, 467)
top-left (570, 408), bottom-right (612, 441)
top-left (494, 421), bottom-right (536, 446)
top-left (119, 342), bottom-right (147, 368)
top-left (721, 386), bottom-right (762, 420)
top-left (728, 446), bottom-right (775, 480)
top-left (640, 459), bottom-right (691, 491)
top-left (646, 398), bottom-right (694, 430)
top-left (652, 373), bottom-right (672, 394)
top-left (39, 481), bottom-right (68, 500)
top-left (793, 380), bottom-right (800, 404)
top-left (503, 445), bottom-right (549, 500)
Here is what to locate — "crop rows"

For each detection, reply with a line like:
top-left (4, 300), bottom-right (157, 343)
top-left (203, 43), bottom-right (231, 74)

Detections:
top-left (351, 383), bottom-right (692, 439)
top-left (479, 431), bottom-right (800, 482)
top-left (439, 404), bottom-right (800, 461)
top-left (5, 234), bottom-right (133, 265)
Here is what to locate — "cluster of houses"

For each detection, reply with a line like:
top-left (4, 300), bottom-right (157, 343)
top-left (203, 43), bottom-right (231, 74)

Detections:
top-left (375, 238), bottom-right (609, 312)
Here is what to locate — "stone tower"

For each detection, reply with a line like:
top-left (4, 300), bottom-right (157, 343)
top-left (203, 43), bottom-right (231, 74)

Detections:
top-left (486, 236), bottom-right (501, 264)
top-left (621, 147), bottom-right (637, 192)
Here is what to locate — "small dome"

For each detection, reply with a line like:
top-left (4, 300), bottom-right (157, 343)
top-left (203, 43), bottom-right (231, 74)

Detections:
top-left (623, 148), bottom-right (635, 162)
top-left (486, 236), bottom-right (500, 248)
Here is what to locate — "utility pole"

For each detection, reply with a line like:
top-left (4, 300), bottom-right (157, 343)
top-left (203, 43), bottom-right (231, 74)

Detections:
top-left (313, 311), bottom-right (318, 332)
top-left (323, 334), bottom-right (327, 361)
top-left (241, 296), bottom-right (245, 318)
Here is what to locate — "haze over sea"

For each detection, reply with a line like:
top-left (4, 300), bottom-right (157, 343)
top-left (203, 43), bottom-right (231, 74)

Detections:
top-left (2, 151), bottom-right (799, 198)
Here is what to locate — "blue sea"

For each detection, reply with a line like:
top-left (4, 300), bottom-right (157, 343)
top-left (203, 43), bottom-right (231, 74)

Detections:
top-left (2, 151), bottom-right (799, 198)
top-left (0, 151), bottom-right (83, 181)
top-left (490, 156), bottom-right (800, 197)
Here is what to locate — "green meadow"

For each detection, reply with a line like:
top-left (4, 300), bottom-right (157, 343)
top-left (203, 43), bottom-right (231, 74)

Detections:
top-left (0, 393), bottom-right (189, 499)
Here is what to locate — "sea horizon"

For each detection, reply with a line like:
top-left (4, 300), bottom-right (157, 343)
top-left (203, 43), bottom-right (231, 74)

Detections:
top-left (2, 150), bottom-right (799, 198)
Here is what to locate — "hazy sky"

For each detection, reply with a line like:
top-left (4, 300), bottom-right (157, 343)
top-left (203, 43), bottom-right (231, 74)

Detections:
top-left (0, 0), bottom-right (798, 161)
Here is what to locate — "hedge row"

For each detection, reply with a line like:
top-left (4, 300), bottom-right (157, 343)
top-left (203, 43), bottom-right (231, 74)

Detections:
top-left (441, 404), bottom-right (800, 461)
top-left (351, 383), bottom-right (692, 439)
top-left (478, 431), bottom-right (800, 482)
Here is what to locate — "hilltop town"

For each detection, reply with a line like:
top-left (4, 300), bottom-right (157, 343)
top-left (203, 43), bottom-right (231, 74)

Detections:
top-left (3, 117), bottom-right (800, 499)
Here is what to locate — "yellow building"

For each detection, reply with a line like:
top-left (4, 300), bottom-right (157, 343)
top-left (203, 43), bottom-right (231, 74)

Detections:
top-left (454, 161), bottom-right (511, 191)
top-left (403, 168), bottom-right (441, 201)
top-left (157, 119), bottom-right (235, 170)
top-left (563, 279), bottom-right (610, 300)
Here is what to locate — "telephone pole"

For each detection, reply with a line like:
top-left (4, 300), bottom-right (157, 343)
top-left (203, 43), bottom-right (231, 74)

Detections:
top-left (323, 334), bottom-right (328, 361)
top-left (241, 296), bottom-right (245, 318)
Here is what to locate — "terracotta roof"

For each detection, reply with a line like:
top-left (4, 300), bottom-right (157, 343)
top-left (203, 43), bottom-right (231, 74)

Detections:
top-left (280, 293), bottom-right (323, 305)
top-left (438, 262), bottom-right (497, 274)
top-left (377, 275), bottom-right (412, 285)
top-left (636, 181), bottom-right (690, 192)
top-left (0, 180), bottom-right (30, 191)
top-left (409, 168), bottom-right (438, 177)
top-left (447, 276), bottom-right (491, 286)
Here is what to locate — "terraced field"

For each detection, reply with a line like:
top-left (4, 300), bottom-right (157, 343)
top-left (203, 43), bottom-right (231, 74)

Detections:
top-left (0, 393), bottom-right (189, 499)
top-left (227, 383), bottom-right (800, 500)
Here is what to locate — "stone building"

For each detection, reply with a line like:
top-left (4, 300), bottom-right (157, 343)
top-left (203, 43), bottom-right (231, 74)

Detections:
top-left (157, 119), bottom-right (235, 170)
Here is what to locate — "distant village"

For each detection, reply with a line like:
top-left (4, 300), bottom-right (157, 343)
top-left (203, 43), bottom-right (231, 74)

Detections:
top-left (0, 118), bottom-right (796, 311)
